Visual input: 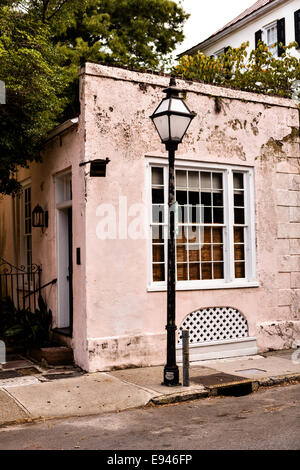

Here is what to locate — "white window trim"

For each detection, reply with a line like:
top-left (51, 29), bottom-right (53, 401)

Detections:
top-left (262, 20), bottom-right (278, 57)
top-left (146, 156), bottom-right (258, 292)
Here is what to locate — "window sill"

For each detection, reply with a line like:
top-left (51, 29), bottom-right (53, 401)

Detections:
top-left (147, 280), bottom-right (259, 292)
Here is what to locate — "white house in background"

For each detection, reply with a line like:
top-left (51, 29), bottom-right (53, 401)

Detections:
top-left (179, 0), bottom-right (300, 59)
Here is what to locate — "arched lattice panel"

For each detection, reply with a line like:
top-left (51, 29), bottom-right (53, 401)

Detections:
top-left (177, 307), bottom-right (249, 345)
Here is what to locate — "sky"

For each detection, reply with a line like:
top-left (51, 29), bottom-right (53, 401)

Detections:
top-left (174, 0), bottom-right (257, 57)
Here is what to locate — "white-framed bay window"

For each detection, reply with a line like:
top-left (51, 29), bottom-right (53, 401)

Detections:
top-left (147, 158), bottom-right (258, 291)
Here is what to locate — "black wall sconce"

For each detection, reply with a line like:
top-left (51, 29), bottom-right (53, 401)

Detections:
top-left (79, 158), bottom-right (110, 177)
top-left (32, 204), bottom-right (48, 228)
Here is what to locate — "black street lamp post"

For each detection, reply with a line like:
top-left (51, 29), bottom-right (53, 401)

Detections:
top-left (150, 77), bottom-right (196, 386)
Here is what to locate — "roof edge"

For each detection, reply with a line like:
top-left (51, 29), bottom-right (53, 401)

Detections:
top-left (178, 0), bottom-right (287, 57)
top-left (80, 62), bottom-right (298, 110)
top-left (45, 117), bottom-right (79, 143)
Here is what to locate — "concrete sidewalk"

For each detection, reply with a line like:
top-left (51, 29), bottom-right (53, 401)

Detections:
top-left (0, 349), bottom-right (300, 427)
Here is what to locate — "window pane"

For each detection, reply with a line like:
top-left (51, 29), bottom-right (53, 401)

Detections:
top-left (176, 170), bottom-right (187, 189)
top-left (176, 230), bottom-right (188, 244)
top-left (177, 205), bottom-right (187, 223)
top-left (152, 188), bottom-right (164, 203)
top-left (204, 206), bottom-right (212, 223)
top-left (213, 192), bottom-right (223, 206)
top-left (201, 192), bottom-right (211, 206)
top-left (153, 264), bottom-right (165, 282)
top-left (176, 190), bottom-right (187, 205)
top-left (213, 207), bottom-right (223, 224)
top-left (189, 245), bottom-right (200, 262)
top-left (201, 244), bottom-right (212, 261)
top-left (177, 264), bottom-right (188, 281)
top-left (212, 228), bottom-right (223, 243)
top-left (188, 191), bottom-right (199, 205)
top-left (188, 171), bottom-right (199, 189)
top-left (188, 226), bottom-right (199, 243)
top-left (235, 262), bottom-right (245, 278)
top-left (234, 193), bottom-right (244, 207)
top-left (203, 227), bottom-right (211, 243)
top-left (233, 173), bottom-right (244, 189)
top-left (153, 245), bottom-right (164, 262)
top-left (213, 263), bottom-right (224, 279)
top-left (152, 167), bottom-right (163, 185)
top-left (190, 263), bottom-right (200, 280)
top-left (213, 244), bottom-right (223, 261)
top-left (212, 173), bottom-right (223, 189)
top-left (190, 205), bottom-right (201, 224)
top-left (176, 245), bottom-right (187, 263)
top-left (201, 172), bottom-right (211, 189)
top-left (202, 263), bottom-right (212, 280)
top-left (152, 226), bottom-right (164, 242)
top-left (234, 227), bottom-right (244, 243)
top-left (152, 205), bottom-right (164, 223)
top-left (234, 244), bottom-right (244, 261)
top-left (234, 208), bottom-right (245, 224)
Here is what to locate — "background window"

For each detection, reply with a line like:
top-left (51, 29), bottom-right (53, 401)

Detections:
top-left (22, 185), bottom-right (32, 269)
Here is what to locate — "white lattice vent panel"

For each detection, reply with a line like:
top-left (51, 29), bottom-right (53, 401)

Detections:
top-left (177, 307), bottom-right (249, 345)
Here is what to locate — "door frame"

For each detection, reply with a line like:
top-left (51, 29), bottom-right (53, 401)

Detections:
top-left (55, 171), bottom-right (73, 332)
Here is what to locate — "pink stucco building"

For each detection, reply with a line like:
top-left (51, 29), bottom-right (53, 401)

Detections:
top-left (0, 63), bottom-right (299, 372)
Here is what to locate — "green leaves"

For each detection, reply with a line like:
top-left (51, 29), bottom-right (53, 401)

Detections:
top-left (0, 0), bottom-right (188, 194)
top-left (0, 295), bottom-right (52, 348)
top-left (0, 6), bottom-right (70, 194)
top-left (175, 41), bottom-right (300, 101)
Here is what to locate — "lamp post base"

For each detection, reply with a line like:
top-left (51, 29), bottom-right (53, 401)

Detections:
top-left (162, 365), bottom-right (181, 386)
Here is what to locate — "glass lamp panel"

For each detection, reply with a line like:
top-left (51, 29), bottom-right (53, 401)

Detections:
top-left (153, 115), bottom-right (169, 141)
top-left (169, 114), bottom-right (191, 141)
top-left (169, 97), bottom-right (190, 113)
top-left (155, 98), bottom-right (170, 114)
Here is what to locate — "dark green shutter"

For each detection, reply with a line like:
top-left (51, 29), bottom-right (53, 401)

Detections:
top-left (277, 18), bottom-right (286, 56)
top-left (295, 10), bottom-right (300, 48)
top-left (255, 30), bottom-right (262, 48)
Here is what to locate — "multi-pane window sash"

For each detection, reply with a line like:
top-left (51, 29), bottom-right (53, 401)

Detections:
top-left (24, 186), bottom-right (32, 270)
top-left (264, 22), bottom-right (277, 57)
top-left (150, 165), bottom-right (254, 287)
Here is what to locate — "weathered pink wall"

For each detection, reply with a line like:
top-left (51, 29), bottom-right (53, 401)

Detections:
top-left (0, 123), bottom-right (89, 369)
top-left (1, 63), bottom-right (299, 372)
top-left (80, 63), bottom-right (300, 371)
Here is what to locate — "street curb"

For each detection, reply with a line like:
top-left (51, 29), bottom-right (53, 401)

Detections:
top-left (1, 373), bottom-right (300, 427)
top-left (149, 373), bottom-right (300, 406)
top-left (258, 372), bottom-right (300, 387)
top-left (150, 389), bottom-right (209, 405)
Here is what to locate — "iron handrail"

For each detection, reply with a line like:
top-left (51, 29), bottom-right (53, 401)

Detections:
top-left (23, 278), bottom-right (57, 299)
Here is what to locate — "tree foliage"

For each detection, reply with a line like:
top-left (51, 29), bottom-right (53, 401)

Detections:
top-left (0, 0), bottom-right (188, 194)
top-left (54, 0), bottom-right (188, 69)
top-left (174, 41), bottom-right (300, 99)
top-left (0, 4), bottom-right (69, 194)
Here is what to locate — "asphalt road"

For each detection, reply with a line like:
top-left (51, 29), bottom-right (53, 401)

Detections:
top-left (0, 383), bottom-right (299, 450)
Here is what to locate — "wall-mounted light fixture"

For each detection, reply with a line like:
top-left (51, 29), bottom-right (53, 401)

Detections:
top-left (32, 204), bottom-right (48, 228)
top-left (79, 158), bottom-right (110, 177)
